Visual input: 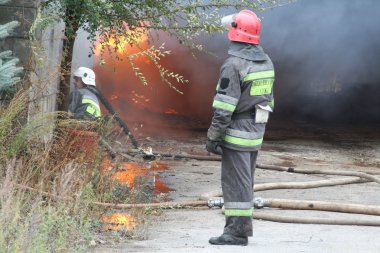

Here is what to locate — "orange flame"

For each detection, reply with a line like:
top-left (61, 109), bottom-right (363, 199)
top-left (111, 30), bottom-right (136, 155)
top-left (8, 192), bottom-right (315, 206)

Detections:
top-left (101, 213), bottom-right (137, 231)
top-left (99, 161), bottom-right (172, 231)
top-left (112, 162), bottom-right (173, 193)
top-left (113, 164), bottom-right (143, 186)
top-left (95, 25), bottom-right (149, 56)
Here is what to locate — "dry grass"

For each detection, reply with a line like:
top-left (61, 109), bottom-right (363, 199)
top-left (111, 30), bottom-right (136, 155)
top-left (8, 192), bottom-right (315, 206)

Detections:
top-left (0, 90), bottom-right (118, 252)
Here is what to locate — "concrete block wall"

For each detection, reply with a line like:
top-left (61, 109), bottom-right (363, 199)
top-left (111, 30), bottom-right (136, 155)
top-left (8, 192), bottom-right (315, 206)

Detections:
top-left (0, 0), bottom-right (64, 141)
top-left (0, 0), bottom-right (39, 67)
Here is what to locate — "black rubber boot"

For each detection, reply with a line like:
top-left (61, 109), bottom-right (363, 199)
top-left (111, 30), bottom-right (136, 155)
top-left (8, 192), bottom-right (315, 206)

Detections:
top-left (209, 234), bottom-right (248, 246)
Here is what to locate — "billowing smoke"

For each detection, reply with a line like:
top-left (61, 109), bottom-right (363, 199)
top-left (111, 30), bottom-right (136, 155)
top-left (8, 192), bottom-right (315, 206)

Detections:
top-left (74, 0), bottom-right (380, 132)
top-left (260, 0), bottom-right (380, 124)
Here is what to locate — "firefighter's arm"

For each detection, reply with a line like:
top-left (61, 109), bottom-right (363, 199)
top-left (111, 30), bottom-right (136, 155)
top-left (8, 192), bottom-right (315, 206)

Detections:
top-left (68, 90), bottom-right (81, 116)
top-left (207, 61), bottom-right (241, 142)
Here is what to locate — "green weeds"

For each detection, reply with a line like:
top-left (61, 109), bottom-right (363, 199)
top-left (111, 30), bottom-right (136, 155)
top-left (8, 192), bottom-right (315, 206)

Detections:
top-left (0, 91), bottom-right (112, 252)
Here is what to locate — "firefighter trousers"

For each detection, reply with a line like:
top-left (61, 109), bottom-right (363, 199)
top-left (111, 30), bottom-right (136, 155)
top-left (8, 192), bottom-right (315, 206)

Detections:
top-left (221, 147), bottom-right (258, 237)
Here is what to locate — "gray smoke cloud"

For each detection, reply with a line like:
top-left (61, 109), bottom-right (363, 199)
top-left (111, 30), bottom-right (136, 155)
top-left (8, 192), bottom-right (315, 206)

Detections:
top-left (260, 0), bottom-right (380, 124)
top-left (155, 0), bottom-right (380, 124)
top-left (72, 0), bottom-right (380, 126)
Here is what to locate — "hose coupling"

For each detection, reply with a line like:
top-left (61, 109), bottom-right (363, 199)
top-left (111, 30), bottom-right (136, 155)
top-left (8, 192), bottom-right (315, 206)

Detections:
top-left (208, 198), bottom-right (224, 208)
top-left (253, 197), bottom-right (265, 209)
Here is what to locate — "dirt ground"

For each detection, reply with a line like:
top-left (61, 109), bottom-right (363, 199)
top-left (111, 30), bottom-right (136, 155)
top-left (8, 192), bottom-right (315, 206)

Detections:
top-left (91, 123), bottom-right (380, 253)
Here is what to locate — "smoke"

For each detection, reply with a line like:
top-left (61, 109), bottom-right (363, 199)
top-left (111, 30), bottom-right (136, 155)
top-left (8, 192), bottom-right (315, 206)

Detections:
top-left (93, 32), bottom-right (228, 132)
top-left (260, 0), bottom-right (380, 124)
top-left (74, 0), bottom-right (380, 131)
top-left (71, 28), bottom-right (94, 91)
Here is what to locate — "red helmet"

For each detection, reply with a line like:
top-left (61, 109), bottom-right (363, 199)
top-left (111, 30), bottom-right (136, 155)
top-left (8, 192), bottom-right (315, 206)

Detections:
top-left (225, 10), bottom-right (261, 45)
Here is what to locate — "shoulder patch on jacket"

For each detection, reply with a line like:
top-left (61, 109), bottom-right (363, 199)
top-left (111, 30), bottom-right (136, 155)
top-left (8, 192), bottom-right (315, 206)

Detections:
top-left (220, 78), bottom-right (230, 89)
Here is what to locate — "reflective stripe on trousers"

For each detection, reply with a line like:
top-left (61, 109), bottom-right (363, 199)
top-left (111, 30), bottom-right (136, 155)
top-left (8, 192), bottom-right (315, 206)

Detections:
top-left (224, 201), bottom-right (253, 216)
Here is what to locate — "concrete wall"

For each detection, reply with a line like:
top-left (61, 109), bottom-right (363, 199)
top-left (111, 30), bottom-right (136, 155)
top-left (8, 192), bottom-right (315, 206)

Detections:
top-left (0, 0), bottom-right (39, 68)
top-left (0, 0), bottom-right (64, 140)
top-left (28, 21), bottom-right (64, 119)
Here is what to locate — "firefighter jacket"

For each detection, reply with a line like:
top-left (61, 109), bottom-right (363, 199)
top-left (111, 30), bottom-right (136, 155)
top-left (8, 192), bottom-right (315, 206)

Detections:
top-left (207, 42), bottom-right (275, 151)
top-left (68, 87), bottom-right (101, 120)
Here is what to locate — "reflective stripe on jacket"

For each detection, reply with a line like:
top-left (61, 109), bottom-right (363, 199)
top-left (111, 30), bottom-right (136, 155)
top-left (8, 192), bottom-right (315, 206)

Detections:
top-left (68, 88), bottom-right (101, 120)
top-left (207, 42), bottom-right (275, 151)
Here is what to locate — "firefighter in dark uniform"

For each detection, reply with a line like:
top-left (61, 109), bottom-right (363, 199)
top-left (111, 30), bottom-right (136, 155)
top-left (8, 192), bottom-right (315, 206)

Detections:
top-left (68, 67), bottom-right (101, 120)
top-left (206, 10), bottom-right (275, 246)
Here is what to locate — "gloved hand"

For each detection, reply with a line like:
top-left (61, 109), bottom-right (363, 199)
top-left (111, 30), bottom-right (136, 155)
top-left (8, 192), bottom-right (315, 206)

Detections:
top-left (206, 139), bottom-right (223, 155)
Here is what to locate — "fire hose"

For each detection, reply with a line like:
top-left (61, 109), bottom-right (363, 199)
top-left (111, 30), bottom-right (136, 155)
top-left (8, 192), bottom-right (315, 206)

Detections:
top-left (251, 197), bottom-right (380, 216)
top-left (14, 182), bottom-right (380, 226)
top-left (127, 150), bottom-right (223, 161)
top-left (93, 194), bottom-right (380, 217)
top-left (126, 150), bottom-right (380, 183)
top-left (256, 164), bottom-right (380, 184)
top-left (118, 152), bottom-right (380, 225)
top-left (200, 177), bottom-right (368, 200)
top-left (91, 197), bottom-right (380, 227)
top-left (252, 212), bottom-right (380, 226)
top-left (248, 198), bottom-right (380, 226)
top-left (86, 86), bottom-right (139, 149)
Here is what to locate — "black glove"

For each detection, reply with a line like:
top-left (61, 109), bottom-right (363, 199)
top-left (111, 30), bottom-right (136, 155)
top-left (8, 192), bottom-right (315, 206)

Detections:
top-left (206, 139), bottom-right (223, 155)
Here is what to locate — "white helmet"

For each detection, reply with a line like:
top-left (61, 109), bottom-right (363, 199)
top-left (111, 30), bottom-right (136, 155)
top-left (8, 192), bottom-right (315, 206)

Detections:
top-left (73, 67), bottom-right (96, 86)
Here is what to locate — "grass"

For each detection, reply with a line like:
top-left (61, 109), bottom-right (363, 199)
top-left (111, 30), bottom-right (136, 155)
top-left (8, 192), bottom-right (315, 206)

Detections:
top-left (0, 90), bottom-right (137, 252)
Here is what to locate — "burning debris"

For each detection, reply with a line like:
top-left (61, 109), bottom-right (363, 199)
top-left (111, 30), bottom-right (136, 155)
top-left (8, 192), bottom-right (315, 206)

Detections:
top-left (113, 162), bottom-right (173, 194)
top-left (101, 213), bottom-right (137, 231)
top-left (100, 161), bottom-right (173, 231)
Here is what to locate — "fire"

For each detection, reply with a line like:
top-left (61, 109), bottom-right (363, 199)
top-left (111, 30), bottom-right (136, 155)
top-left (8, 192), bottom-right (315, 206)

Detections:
top-left (112, 162), bottom-right (173, 194)
top-left (101, 213), bottom-right (137, 231)
top-left (99, 160), bottom-right (172, 231)
top-left (154, 176), bottom-right (174, 194)
top-left (100, 160), bottom-right (173, 193)
top-left (113, 162), bottom-right (144, 186)
top-left (95, 26), bottom-right (148, 56)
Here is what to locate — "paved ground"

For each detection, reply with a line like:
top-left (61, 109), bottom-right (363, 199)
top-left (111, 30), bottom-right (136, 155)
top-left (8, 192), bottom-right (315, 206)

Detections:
top-left (91, 127), bottom-right (380, 253)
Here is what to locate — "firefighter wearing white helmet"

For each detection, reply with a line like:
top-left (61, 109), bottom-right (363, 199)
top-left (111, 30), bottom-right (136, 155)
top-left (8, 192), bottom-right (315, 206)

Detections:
top-left (68, 67), bottom-right (101, 120)
top-left (207, 10), bottom-right (275, 246)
